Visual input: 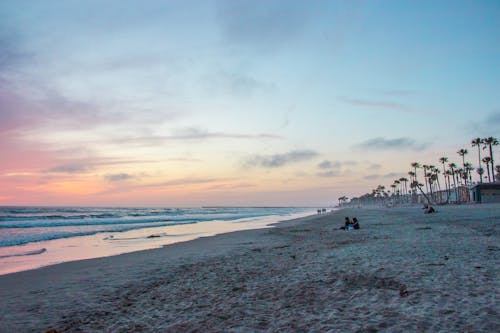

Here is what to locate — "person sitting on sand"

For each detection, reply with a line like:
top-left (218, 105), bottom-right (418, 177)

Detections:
top-left (339, 217), bottom-right (352, 230)
top-left (424, 206), bottom-right (436, 214)
top-left (352, 217), bottom-right (360, 230)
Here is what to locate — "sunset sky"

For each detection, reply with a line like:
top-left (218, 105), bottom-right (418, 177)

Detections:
top-left (1, 0), bottom-right (499, 207)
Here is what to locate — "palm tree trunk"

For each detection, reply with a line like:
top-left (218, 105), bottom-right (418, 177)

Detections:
top-left (452, 171), bottom-right (458, 203)
top-left (489, 144), bottom-right (495, 182)
top-left (435, 177), bottom-right (442, 203)
top-left (486, 163), bottom-right (491, 182)
top-left (441, 163), bottom-right (448, 198)
top-left (445, 174), bottom-right (451, 204)
top-left (416, 183), bottom-right (434, 205)
top-left (477, 146), bottom-right (482, 183)
top-left (461, 156), bottom-right (467, 186)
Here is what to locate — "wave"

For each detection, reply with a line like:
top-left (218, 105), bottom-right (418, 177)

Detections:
top-left (0, 220), bottom-right (200, 247)
top-left (103, 232), bottom-right (169, 241)
top-left (0, 212), bottom-right (273, 228)
top-left (0, 248), bottom-right (47, 259)
top-left (0, 207), bottom-right (310, 247)
top-left (0, 213), bottom-right (121, 221)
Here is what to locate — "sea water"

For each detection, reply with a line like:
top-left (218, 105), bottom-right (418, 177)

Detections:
top-left (0, 206), bottom-right (313, 275)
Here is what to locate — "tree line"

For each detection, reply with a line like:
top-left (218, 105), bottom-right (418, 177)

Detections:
top-left (343, 136), bottom-right (499, 206)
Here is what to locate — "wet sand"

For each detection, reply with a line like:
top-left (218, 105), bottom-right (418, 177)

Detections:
top-left (0, 204), bottom-right (498, 332)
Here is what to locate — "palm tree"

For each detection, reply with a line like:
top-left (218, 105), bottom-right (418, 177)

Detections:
top-left (444, 169), bottom-right (454, 203)
top-left (448, 162), bottom-right (458, 202)
top-left (482, 137), bottom-right (499, 182)
top-left (439, 157), bottom-right (449, 197)
top-left (398, 177), bottom-right (408, 203)
top-left (471, 138), bottom-right (483, 182)
top-left (495, 165), bottom-right (500, 182)
top-left (390, 184), bottom-right (397, 201)
top-left (399, 177), bottom-right (408, 195)
top-left (422, 164), bottom-right (430, 194)
top-left (476, 167), bottom-right (485, 183)
top-left (456, 168), bottom-right (464, 186)
top-left (408, 171), bottom-right (416, 183)
top-left (423, 166), bottom-right (435, 199)
top-left (482, 157), bottom-right (492, 182)
top-left (394, 179), bottom-right (401, 191)
top-left (410, 162), bottom-right (420, 203)
top-left (394, 180), bottom-right (401, 204)
top-left (431, 167), bottom-right (442, 202)
top-left (457, 149), bottom-right (468, 186)
top-left (464, 162), bottom-right (473, 185)
top-left (411, 162), bottom-right (421, 181)
top-left (411, 181), bottom-right (433, 205)
top-left (338, 196), bottom-right (348, 206)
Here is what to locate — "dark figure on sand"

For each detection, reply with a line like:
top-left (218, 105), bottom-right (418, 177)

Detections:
top-left (424, 206), bottom-right (436, 214)
top-left (352, 217), bottom-right (360, 229)
top-left (340, 217), bottom-right (360, 230)
top-left (422, 204), bottom-right (436, 214)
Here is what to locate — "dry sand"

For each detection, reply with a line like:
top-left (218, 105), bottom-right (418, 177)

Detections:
top-left (0, 204), bottom-right (498, 332)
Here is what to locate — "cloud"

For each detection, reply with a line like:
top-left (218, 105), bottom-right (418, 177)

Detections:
top-left (216, 0), bottom-right (311, 51)
top-left (339, 97), bottom-right (412, 112)
top-left (203, 70), bottom-right (275, 97)
top-left (466, 110), bottom-right (500, 135)
top-left (318, 160), bottom-right (357, 170)
top-left (207, 182), bottom-right (256, 190)
top-left (47, 164), bottom-right (90, 174)
top-left (486, 111), bottom-right (500, 124)
top-left (171, 128), bottom-right (280, 140)
top-left (96, 177), bottom-right (222, 195)
top-left (383, 172), bottom-right (404, 179)
top-left (0, 81), bottom-right (111, 135)
top-left (317, 170), bottom-right (340, 178)
top-left (315, 160), bottom-right (357, 178)
top-left (148, 178), bottom-right (219, 188)
top-left (104, 173), bottom-right (133, 182)
top-left (368, 163), bottom-right (382, 170)
top-left (364, 172), bottom-right (405, 180)
top-left (381, 90), bottom-right (416, 97)
top-left (244, 149), bottom-right (319, 168)
top-left (0, 32), bottom-right (32, 75)
top-left (111, 128), bottom-right (281, 146)
top-left (318, 160), bottom-right (335, 169)
top-left (354, 137), bottom-right (428, 151)
top-left (45, 158), bottom-right (155, 175)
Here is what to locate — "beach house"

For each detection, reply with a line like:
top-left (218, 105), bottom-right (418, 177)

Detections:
top-left (471, 183), bottom-right (500, 203)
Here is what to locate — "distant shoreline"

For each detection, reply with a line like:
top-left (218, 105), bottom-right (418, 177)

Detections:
top-left (0, 208), bottom-right (314, 276)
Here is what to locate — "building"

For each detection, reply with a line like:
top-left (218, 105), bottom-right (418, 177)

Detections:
top-left (471, 183), bottom-right (500, 203)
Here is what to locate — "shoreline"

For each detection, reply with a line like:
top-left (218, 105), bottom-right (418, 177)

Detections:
top-left (0, 210), bottom-right (314, 276)
top-left (1, 204), bottom-right (498, 332)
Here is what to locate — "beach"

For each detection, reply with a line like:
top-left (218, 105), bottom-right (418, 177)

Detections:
top-left (0, 204), bottom-right (498, 332)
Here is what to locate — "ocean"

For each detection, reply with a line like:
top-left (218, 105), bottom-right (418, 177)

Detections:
top-left (0, 206), bottom-right (313, 275)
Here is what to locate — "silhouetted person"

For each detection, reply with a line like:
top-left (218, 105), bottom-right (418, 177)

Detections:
top-left (344, 217), bottom-right (351, 227)
top-left (353, 217), bottom-right (360, 230)
top-left (424, 206), bottom-right (436, 214)
top-left (339, 217), bottom-right (351, 230)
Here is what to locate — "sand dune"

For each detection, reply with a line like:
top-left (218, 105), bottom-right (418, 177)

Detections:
top-left (0, 204), bottom-right (498, 332)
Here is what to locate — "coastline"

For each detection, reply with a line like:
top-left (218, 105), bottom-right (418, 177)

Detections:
top-left (0, 210), bottom-right (313, 276)
top-left (0, 204), bottom-right (498, 332)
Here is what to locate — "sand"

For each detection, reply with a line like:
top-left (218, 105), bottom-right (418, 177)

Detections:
top-left (0, 204), bottom-right (498, 332)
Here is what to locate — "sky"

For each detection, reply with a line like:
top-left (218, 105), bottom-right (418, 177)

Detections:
top-left (1, 0), bottom-right (499, 207)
